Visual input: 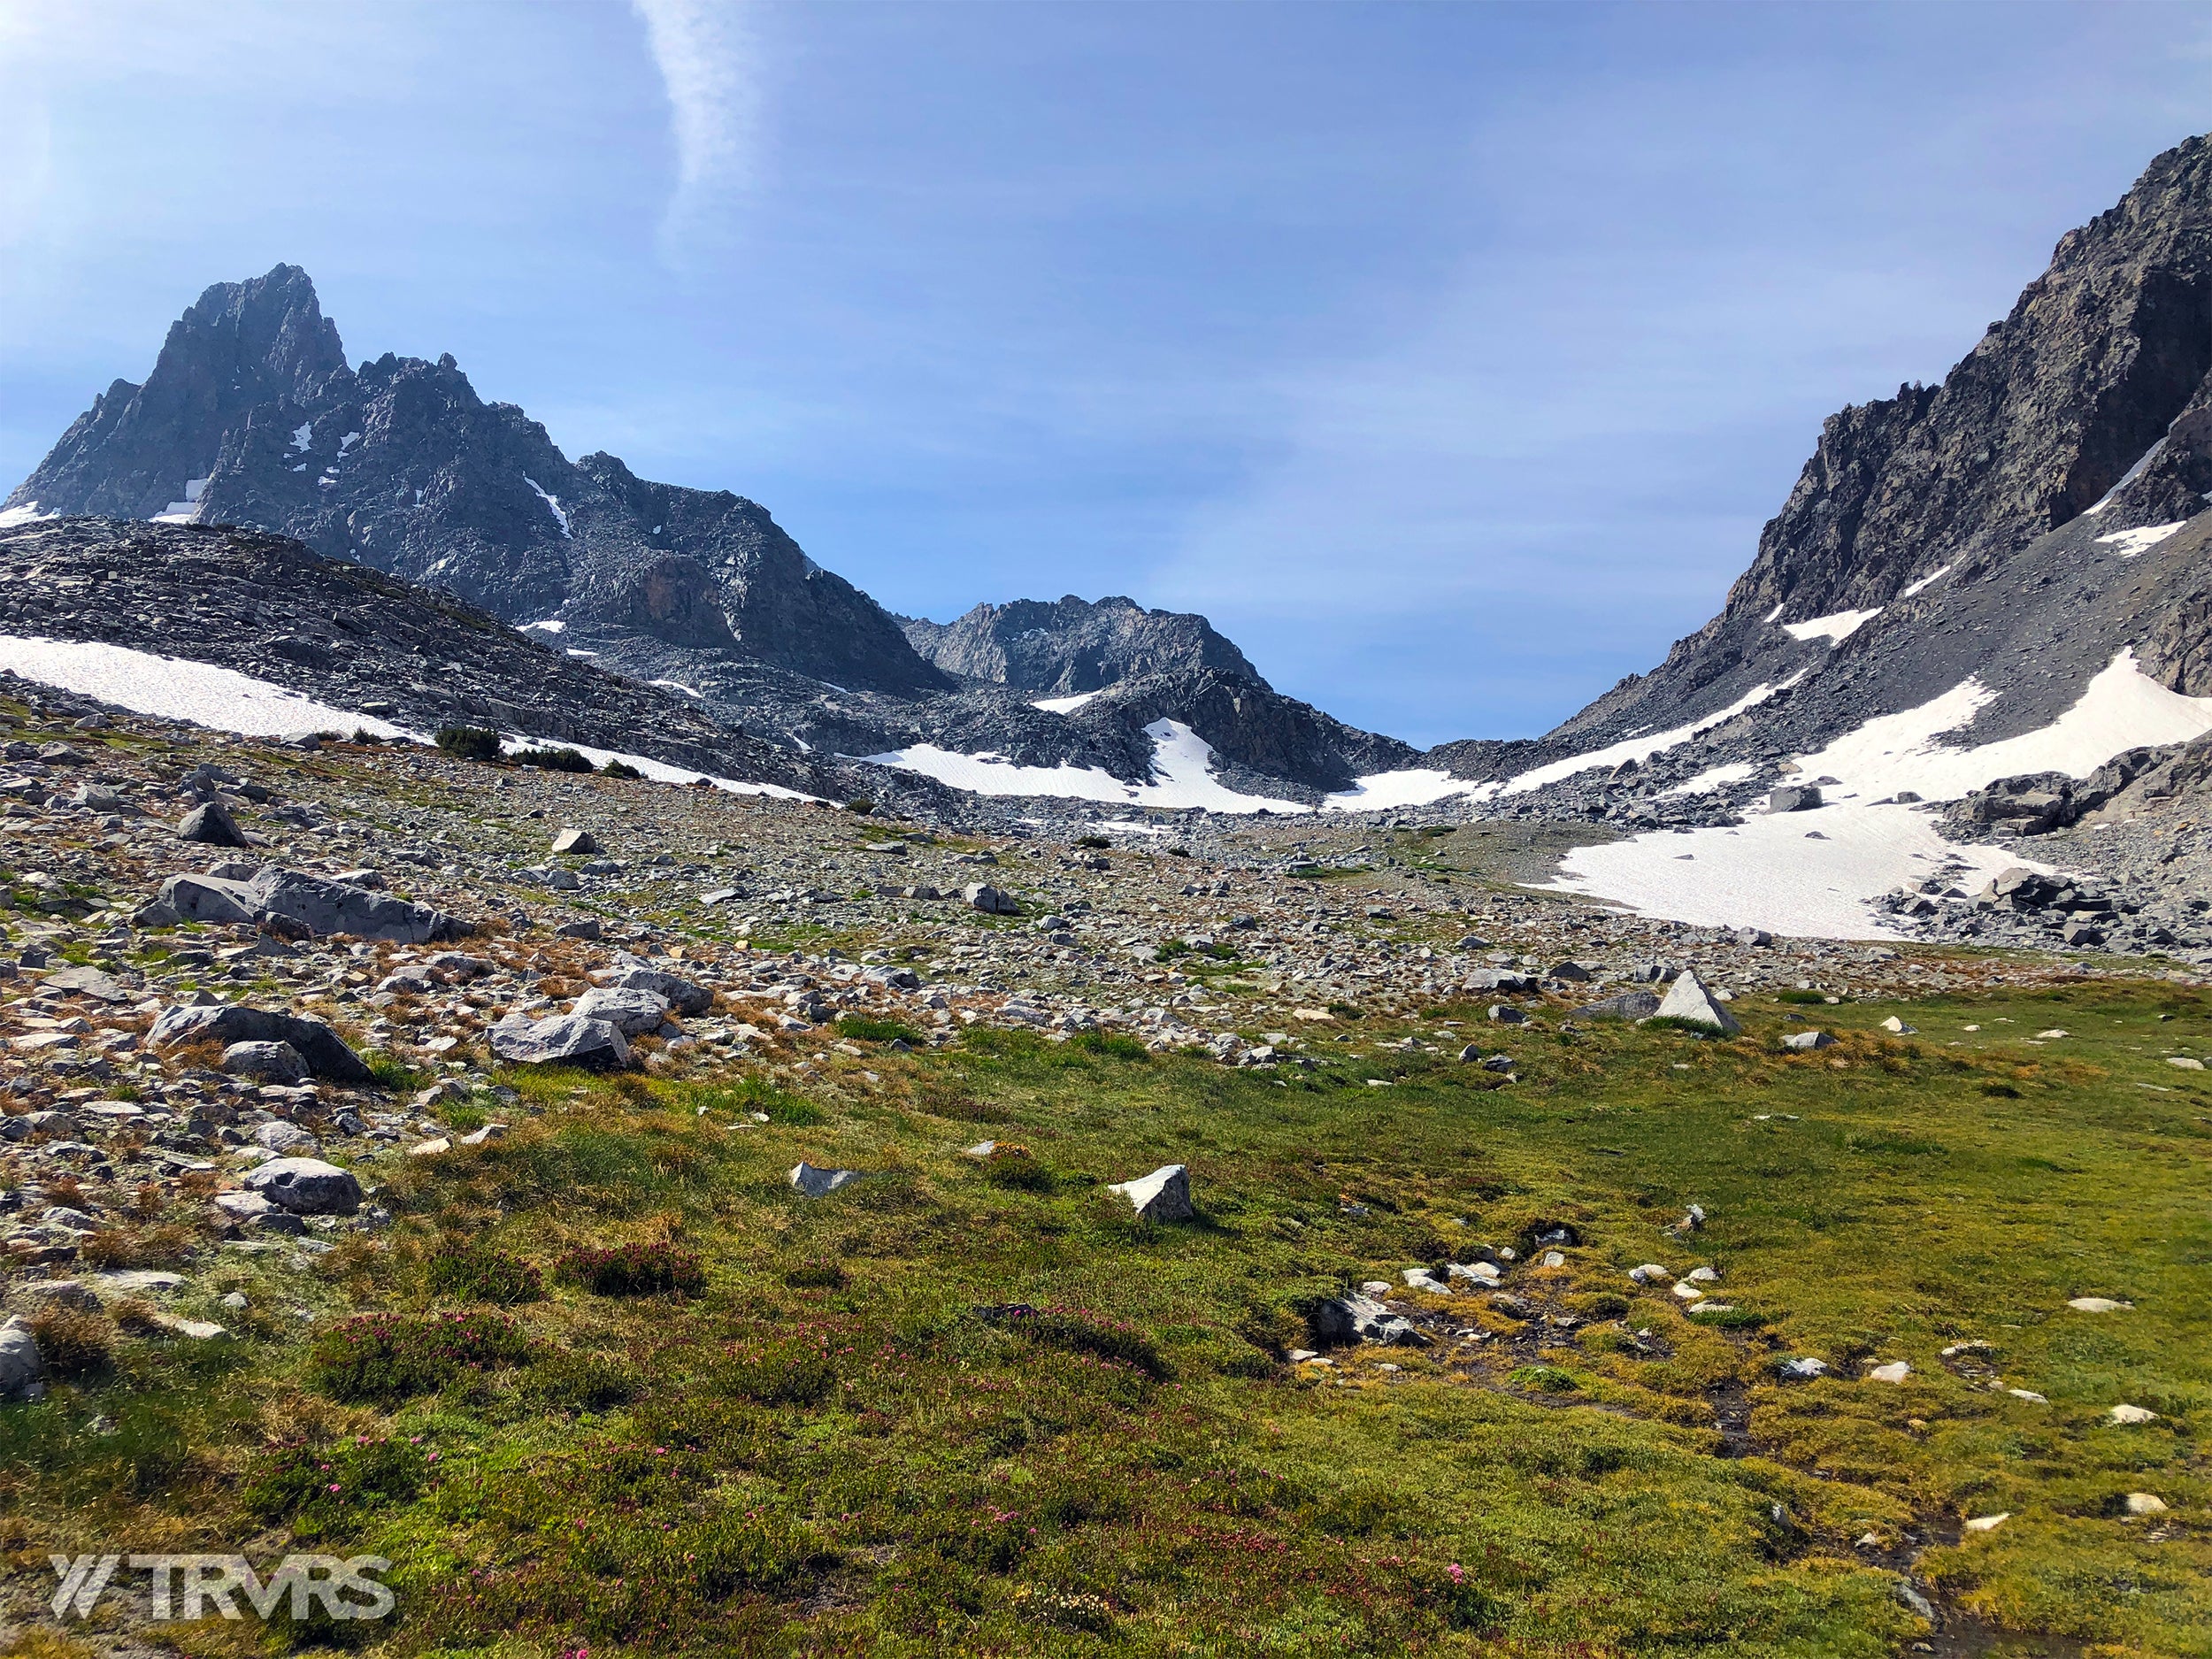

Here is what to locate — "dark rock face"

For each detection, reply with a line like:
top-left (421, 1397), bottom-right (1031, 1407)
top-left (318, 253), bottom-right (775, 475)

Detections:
top-left (6, 267), bottom-right (948, 700)
top-left (1534, 134), bottom-right (2212, 770)
top-left (904, 595), bottom-right (1260, 694)
top-left (12, 265), bottom-right (347, 523)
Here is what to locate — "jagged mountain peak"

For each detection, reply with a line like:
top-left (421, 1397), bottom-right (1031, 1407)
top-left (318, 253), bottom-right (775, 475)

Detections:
top-left (903, 592), bottom-right (1263, 695)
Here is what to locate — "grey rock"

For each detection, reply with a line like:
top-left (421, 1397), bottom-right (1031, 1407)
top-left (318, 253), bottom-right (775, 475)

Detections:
top-left (0, 1317), bottom-right (44, 1400)
top-left (1768, 786), bottom-right (1824, 814)
top-left (963, 882), bottom-right (1019, 916)
top-left (177, 800), bottom-right (249, 847)
top-left (160, 872), bottom-right (260, 925)
top-left (1106, 1163), bottom-right (1194, 1222)
top-left (1650, 970), bottom-right (1742, 1035)
top-left (41, 964), bottom-right (129, 1002)
top-left (247, 864), bottom-right (458, 943)
top-left (149, 1002), bottom-right (373, 1083)
top-left (242, 1156), bottom-right (363, 1214)
top-left (790, 1161), bottom-right (862, 1197)
top-left (1486, 1004), bottom-right (1526, 1025)
top-left (550, 828), bottom-right (600, 856)
top-left (488, 1011), bottom-right (632, 1069)
top-left (1781, 1030), bottom-right (1836, 1050)
top-left (221, 1040), bottom-right (311, 1083)
top-left (601, 956), bottom-right (712, 1014)
top-left (571, 985), bottom-right (672, 1036)
top-left (1310, 1294), bottom-right (1431, 1348)
top-left (1574, 988), bottom-right (1662, 1020)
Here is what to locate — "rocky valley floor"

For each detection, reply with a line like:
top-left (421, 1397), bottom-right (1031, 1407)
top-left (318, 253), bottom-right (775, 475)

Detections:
top-left (0, 687), bottom-right (2202, 1656)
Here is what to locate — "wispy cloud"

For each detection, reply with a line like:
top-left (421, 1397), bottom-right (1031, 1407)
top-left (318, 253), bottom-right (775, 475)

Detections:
top-left (630, 0), bottom-right (762, 254)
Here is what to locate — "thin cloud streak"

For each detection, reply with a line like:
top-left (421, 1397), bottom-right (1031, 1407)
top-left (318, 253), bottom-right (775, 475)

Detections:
top-left (630, 0), bottom-right (762, 254)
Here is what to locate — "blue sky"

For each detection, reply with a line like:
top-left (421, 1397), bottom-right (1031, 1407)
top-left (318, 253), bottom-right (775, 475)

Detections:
top-left (3, 2), bottom-right (2208, 746)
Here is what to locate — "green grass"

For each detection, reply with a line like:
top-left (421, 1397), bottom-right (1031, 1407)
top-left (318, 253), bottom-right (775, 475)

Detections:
top-left (8, 981), bottom-right (2208, 1654)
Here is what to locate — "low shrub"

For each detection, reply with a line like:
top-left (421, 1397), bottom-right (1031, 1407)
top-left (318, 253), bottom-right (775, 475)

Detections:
top-left (1071, 1030), bottom-right (1148, 1061)
top-left (1073, 834), bottom-right (1111, 850)
top-left (979, 1144), bottom-right (1058, 1194)
top-left (1509, 1364), bottom-right (1580, 1394)
top-left (600, 758), bottom-right (643, 780)
top-left (783, 1261), bottom-right (849, 1290)
top-left (29, 1307), bottom-right (111, 1379)
top-left (558, 1241), bottom-right (707, 1298)
top-left (434, 726), bottom-right (502, 763)
top-left (720, 1333), bottom-right (839, 1406)
top-left (513, 746), bottom-right (592, 773)
top-left (1154, 940), bottom-right (1192, 962)
top-left (243, 1436), bottom-right (427, 1539)
top-left (308, 1311), bottom-right (533, 1403)
top-left (845, 797), bottom-right (876, 815)
top-left (1776, 989), bottom-right (1828, 1005)
top-left (835, 1014), bottom-right (923, 1045)
top-left (979, 1304), bottom-right (1169, 1381)
top-left (426, 1242), bottom-right (544, 1305)
top-left (521, 1350), bottom-right (640, 1412)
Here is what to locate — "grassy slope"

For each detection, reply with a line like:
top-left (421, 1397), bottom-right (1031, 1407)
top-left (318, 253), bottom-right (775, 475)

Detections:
top-left (5, 983), bottom-right (2208, 1658)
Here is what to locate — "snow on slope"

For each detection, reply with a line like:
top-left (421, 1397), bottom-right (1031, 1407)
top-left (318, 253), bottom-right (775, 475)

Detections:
top-left (1032, 691), bottom-right (1101, 714)
top-left (1321, 769), bottom-right (1476, 810)
top-left (2093, 523), bottom-right (2186, 558)
top-left (1796, 649), bottom-right (2212, 802)
top-left (867, 719), bottom-right (1310, 813)
top-left (0, 634), bottom-right (813, 802)
top-left (1538, 649), bottom-right (2212, 938)
top-left (0, 504), bottom-right (56, 530)
top-left (1783, 607), bottom-right (1881, 644)
top-left (1495, 676), bottom-right (1795, 797)
top-left (1540, 804), bottom-right (2036, 939)
top-left (1659, 760), bottom-right (1758, 798)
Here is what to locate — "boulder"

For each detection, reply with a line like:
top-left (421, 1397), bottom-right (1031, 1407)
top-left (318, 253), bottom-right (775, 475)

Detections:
top-left (149, 1002), bottom-right (373, 1083)
top-left (550, 828), bottom-right (601, 856)
top-left (1310, 1294), bottom-right (1430, 1348)
top-left (160, 872), bottom-right (260, 926)
top-left (252, 1120), bottom-right (319, 1156)
top-left (1574, 988), bottom-right (1661, 1021)
top-left (177, 800), bottom-right (249, 847)
top-left (1546, 960), bottom-right (1594, 983)
top-left (488, 1012), bottom-right (632, 1069)
top-left (1768, 785), bottom-right (1823, 813)
top-left (963, 882), bottom-right (1019, 916)
top-left (42, 964), bottom-right (130, 1003)
top-left (1487, 1004), bottom-right (1526, 1025)
top-left (602, 956), bottom-right (712, 1014)
top-left (248, 864), bottom-right (458, 943)
top-left (222, 1041), bottom-right (311, 1084)
top-left (1781, 1030), bottom-right (1835, 1050)
top-left (1107, 1163), bottom-right (1194, 1223)
top-left (242, 1156), bottom-right (364, 1215)
top-left (1649, 970), bottom-right (1741, 1035)
top-left (790, 1162), bottom-right (862, 1197)
top-left (0, 1317), bottom-right (44, 1400)
top-left (571, 985), bottom-right (672, 1036)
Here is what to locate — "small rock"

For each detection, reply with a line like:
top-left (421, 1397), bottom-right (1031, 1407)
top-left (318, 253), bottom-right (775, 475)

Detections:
top-left (963, 882), bottom-right (1019, 916)
top-left (1781, 1030), bottom-right (1834, 1050)
top-left (551, 828), bottom-right (601, 856)
top-left (2124, 1492), bottom-right (2170, 1516)
top-left (1486, 1004), bottom-right (1525, 1025)
top-left (789, 1162), bottom-right (862, 1197)
top-left (1880, 1016), bottom-right (1917, 1035)
top-left (251, 1120), bottom-right (319, 1156)
top-left (1649, 969), bottom-right (1740, 1035)
top-left (1777, 1356), bottom-right (1828, 1380)
top-left (1867, 1361), bottom-right (1910, 1383)
top-left (2108, 1403), bottom-right (2158, 1425)
top-left (1962, 1513), bottom-right (2009, 1533)
top-left (2068, 1297), bottom-right (2132, 1313)
top-left (0, 1317), bottom-right (45, 1400)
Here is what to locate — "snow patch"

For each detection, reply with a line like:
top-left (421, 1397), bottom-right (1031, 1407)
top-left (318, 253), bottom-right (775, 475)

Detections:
top-left (521, 619), bottom-right (566, 635)
top-left (651, 679), bottom-right (703, 698)
top-left (1782, 607), bottom-right (1881, 644)
top-left (1495, 676), bottom-right (1797, 798)
top-left (1033, 691), bottom-right (1102, 714)
top-left (152, 477), bottom-right (211, 523)
top-left (1763, 603), bottom-right (1784, 624)
top-left (1322, 769), bottom-right (1479, 810)
top-left (338, 431), bottom-right (361, 453)
top-left (0, 503), bottom-right (55, 529)
top-left (523, 476), bottom-right (571, 538)
top-left (0, 634), bottom-right (410, 740)
top-left (1899, 564), bottom-right (1953, 598)
top-left (1538, 803), bottom-right (2034, 940)
top-left (1658, 760), bottom-right (1758, 798)
top-left (866, 720), bottom-right (1311, 814)
top-left (1794, 649), bottom-right (2212, 803)
top-left (2093, 522), bottom-right (2185, 558)
top-left (289, 423), bottom-right (312, 453)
